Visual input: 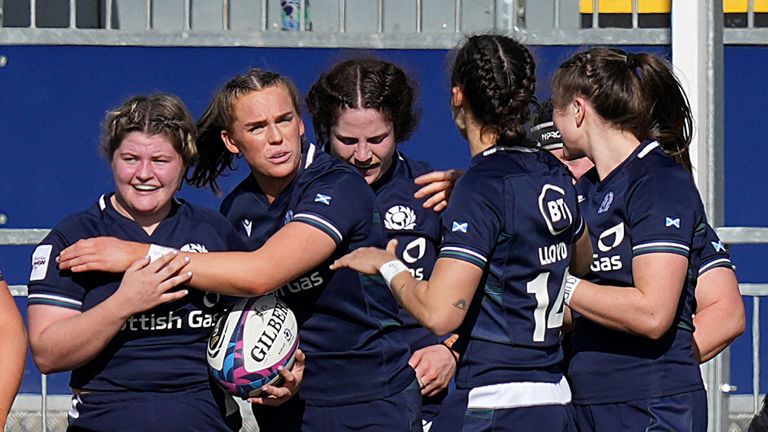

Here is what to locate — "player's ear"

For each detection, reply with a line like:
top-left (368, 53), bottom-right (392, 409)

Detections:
top-left (221, 130), bottom-right (240, 155)
top-left (573, 98), bottom-right (586, 128)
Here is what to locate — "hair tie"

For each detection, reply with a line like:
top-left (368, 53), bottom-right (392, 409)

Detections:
top-left (626, 53), bottom-right (638, 71)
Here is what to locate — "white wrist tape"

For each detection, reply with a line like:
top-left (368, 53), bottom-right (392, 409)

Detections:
top-left (379, 260), bottom-right (409, 288)
top-left (147, 244), bottom-right (176, 263)
top-left (563, 273), bottom-right (582, 306)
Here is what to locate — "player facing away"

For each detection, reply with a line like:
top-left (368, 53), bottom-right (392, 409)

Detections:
top-left (532, 99), bottom-right (744, 364)
top-left (306, 57), bottom-right (458, 432)
top-left (331, 34), bottom-right (593, 432)
top-left (26, 94), bottom-right (245, 431)
top-left (59, 69), bottom-right (422, 432)
top-left (550, 48), bottom-right (712, 431)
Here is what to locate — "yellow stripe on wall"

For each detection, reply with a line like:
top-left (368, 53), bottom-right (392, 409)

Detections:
top-left (579, 0), bottom-right (767, 14)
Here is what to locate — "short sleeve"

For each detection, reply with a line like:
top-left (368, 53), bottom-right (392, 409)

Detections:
top-left (698, 224), bottom-right (734, 276)
top-left (27, 229), bottom-right (84, 311)
top-left (627, 172), bottom-right (701, 259)
top-left (437, 172), bottom-right (503, 269)
top-left (292, 170), bottom-right (375, 245)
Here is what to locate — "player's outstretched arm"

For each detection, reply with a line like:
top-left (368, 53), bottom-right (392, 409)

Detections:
top-left (60, 221), bottom-right (337, 297)
top-left (331, 240), bottom-right (483, 336)
top-left (0, 277), bottom-right (26, 427)
top-left (57, 237), bottom-right (149, 273)
top-left (693, 267), bottom-right (745, 363)
top-left (29, 253), bottom-right (190, 373)
top-left (414, 169), bottom-right (463, 212)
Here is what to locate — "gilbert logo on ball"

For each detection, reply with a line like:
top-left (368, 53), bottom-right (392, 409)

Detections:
top-left (208, 295), bottom-right (299, 399)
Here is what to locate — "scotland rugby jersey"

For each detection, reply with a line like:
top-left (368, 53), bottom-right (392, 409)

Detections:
top-left (569, 141), bottom-right (707, 404)
top-left (438, 145), bottom-right (584, 390)
top-left (27, 195), bottom-right (244, 392)
top-left (373, 152), bottom-right (441, 351)
top-left (220, 143), bottom-right (413, 406)
top-left (699, 224), bottom-right (734, 277)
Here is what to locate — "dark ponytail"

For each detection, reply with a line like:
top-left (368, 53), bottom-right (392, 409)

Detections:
top-left (552, 48), bottom-right (693, 172)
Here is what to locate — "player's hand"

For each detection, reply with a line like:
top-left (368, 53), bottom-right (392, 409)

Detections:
top-left (409, 344), bottom-right (456, 397)
top-left (330, 240), bottom-right (399, 275)
top-left (249, 349), bottom-right (306, 407)
top-left (112, 252), bottom-right (191, 316)
top-left (414, 169), bottom-right (463, 212)
top-left (58, 237), bottom-right (148, 273)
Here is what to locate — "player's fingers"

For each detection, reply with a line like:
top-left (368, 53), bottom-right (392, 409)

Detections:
top-left (432, 201), bottom-right (448, 212)
top-left (408, 350), bottom-right (423, 369)
top-left (126, 255), bottom-right (152, 273)
top-left (158, 288), bottom-right (189, 304)
top-left (58, 254), bottom-right (96, 271)
top-left (413, 170), bottom-right (447, 187)
top-left (144, 249), bottom-right (178, 272)
top-left (277, 366), bottom-right (297, 386)
top-left (158, 271), bottom-right (193, 292)
top-left (154, 254), bottom-right (190, 278)
top-left (385, 239), bottom-right (398, 254)
top-left (421, 190), bottom-right (447, 209)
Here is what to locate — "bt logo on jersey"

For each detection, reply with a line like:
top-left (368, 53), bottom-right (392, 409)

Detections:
top-left (538, 184), bottom-right (573, 235)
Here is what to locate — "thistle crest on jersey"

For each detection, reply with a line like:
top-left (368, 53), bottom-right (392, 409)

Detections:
top-left (180, 243), bottom-right (208, 253)
top-left (538, 184), bottom-right (573, 235)
top-left (384, 205), bottom-right (416, 230)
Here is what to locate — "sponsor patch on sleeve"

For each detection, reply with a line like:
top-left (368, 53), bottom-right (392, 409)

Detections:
top-left (30, 245), bottom-right (53, 281)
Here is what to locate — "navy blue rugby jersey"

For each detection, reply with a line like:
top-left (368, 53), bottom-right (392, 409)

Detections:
top-left (698, 223), bottom-right (734, 277)
top-left (570, 141), bottom-right (707, 404)
top-left (219, 143), bottom-right (414, 407)
top-left (27, 194), bottom-right (244, 392)
top-left (438, 145), bottom-right (584, 390)
top-left (372, 152), bottom-right (441, 352)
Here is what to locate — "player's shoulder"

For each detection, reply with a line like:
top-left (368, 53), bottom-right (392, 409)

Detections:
top-left (51, 196), bottom-right (110, 239)
top-left (177, 198), bottom-right (231, 226)
top-left (302, 146), bottom-right (370, 192)
top-left (398, 153), bottom-right (434, 179)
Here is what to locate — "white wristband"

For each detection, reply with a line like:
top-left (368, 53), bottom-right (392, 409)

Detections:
top-left (379, 260), bottom-right (409, 288)
top-left (563, 273), bottom-right (582, 306)
top-left (147, 244), bottom-right (176, 263)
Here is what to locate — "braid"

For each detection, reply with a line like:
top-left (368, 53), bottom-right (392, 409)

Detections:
top-left (452, 35), bottom-right (536, 147)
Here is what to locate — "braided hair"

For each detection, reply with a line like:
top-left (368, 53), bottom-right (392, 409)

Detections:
top-left (450, 34), bottom-right (537, 147)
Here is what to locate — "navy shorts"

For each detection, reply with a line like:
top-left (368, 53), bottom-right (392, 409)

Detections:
top-left (67, 385), bottom-right (240, 432)
top-left (253, 379), bottom-right (422, 432)
top-left (431, 388), bottom-right (576, 432)
top-left (572, 389), bottom-right (707, 432)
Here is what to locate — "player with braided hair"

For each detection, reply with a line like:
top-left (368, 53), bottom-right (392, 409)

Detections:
top-left (331, 34), bottom-right (592, 431)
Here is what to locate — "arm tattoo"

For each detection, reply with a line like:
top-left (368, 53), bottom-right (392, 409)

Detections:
top-left (453, 299), bottom-right (467, 310)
